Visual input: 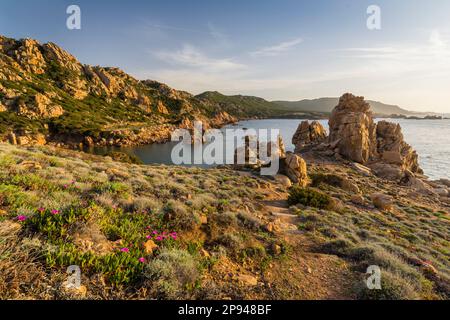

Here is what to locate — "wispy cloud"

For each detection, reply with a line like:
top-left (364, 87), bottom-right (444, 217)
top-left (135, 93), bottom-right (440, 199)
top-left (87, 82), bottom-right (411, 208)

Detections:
top-left (340, 30), bottom-right (450, 61)
top-left (250, 38), bottom-right (303, 57)
top-left (153, 44), bottom-right (245, 71)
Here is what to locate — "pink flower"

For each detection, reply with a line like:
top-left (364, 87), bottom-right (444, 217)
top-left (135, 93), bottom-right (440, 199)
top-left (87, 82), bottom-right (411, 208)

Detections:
top-left (120, 247), bottom-right (129, 253)
top-left (38, 207), bottom-right (45, 213)
top-left (51, 209), bottom-right (60, 215)
top-left (155, 236), bottom-right (163, 241)
top-left (146, 235), bottom-right (152, 239)
top-left (17, 215), bottom-right (27, 222)
top-left (152, 230), bottom-right (159, 234)
top-left (138, 257), bottom-right (146, 263)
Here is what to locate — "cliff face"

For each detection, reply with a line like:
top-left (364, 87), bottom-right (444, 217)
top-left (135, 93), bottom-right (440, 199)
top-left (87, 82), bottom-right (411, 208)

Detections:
top-left (0, 35), bottom-right (236, 147)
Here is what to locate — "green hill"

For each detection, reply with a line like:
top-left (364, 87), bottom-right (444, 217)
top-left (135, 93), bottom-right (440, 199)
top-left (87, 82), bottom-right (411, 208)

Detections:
top-left (273, 97), bottom-right (414, 115)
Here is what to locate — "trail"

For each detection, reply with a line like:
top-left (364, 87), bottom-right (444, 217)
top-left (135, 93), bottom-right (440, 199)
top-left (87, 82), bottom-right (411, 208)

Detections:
top-left (259, 193), bottom-right (357, 300)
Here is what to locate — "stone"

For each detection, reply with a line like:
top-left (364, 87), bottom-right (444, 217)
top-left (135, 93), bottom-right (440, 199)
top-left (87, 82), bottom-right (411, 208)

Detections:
top-left (200, 249), bottom-right (210, 258)
top-left (156, 100), bottom-right (169, 114)
top-left (271, 244), bottom-right (282, 255)
top-left (73, 222), bottom-right (113, 256)
top-left (17, 160), bottom-right (42, 171)
top-left (8, 132), bottom-right (17, 145)
top-left (62, 285), bottom-right (87, 298)
top-left (292, 120), bottom-right (327, 153)
top-left (435, 188), bottom-right (448, 197)
top-left (328, 93), bottom-right (378, 164)
top-left (400, 170), bottom-right (436, 195)
top-left (370, 193), bottom-right (394, 211)
top-left (326, 94), bottom-right (422, 180)
top-left (369, 163), bottom-right (404, 181)
top-left (16, 93), bottom-right (64, 119)
top-left (281, 152), bottom-right (309, 186)
top-left (236, 274), bottom-right (258, 286)
top-left (199, 215), bottom-right (208, 225)
top-left (144, 240), bottom-right (158, 254)
top-left (340, 178), bottom-right (360, 194)
top-left (351, 194), bottom-right (365, 205)
top-left (376, 121), bottom-right (422, 174)
top-left (274, 174), bottom-right (292, 188)
top-left (350, 162), bottom-right (373, 177)
top-left (439, 179), bottom-right (450, 187)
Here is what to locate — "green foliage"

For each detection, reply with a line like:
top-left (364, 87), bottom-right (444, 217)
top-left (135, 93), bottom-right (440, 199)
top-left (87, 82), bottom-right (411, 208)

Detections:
top-left (287, 186), bottom-right (332, 209)
top-left (104, 152), bottom-right (143, 165)
top-left (26, 207), bottom-right (90, 240)
top-left (145, 248), bottom-right (199, 299)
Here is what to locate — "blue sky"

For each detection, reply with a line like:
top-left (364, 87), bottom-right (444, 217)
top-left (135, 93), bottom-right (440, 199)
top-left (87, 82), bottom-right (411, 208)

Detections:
top-left (1, 0), bottom-right (450, 112)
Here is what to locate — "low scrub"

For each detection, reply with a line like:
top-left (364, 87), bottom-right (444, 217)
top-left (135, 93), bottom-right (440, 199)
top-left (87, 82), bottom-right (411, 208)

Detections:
top-left (287, 186), bottom-right (332, 209)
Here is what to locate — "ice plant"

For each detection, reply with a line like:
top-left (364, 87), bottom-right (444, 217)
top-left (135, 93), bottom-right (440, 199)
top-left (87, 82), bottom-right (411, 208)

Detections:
top-left (17, 215), bottom-right (27, 222)
top-left (138, 257), bottom-right (146, 263)
top-left (51, 209), bottom-right (60, 215)
top-left (120, 247), bottom-right (129, 253)
top-left (37, 207), bottom-right (45, 213)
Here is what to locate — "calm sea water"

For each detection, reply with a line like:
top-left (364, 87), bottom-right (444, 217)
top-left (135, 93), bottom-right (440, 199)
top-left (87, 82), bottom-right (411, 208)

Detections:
top-left (89, 119), bottom-right (450, 180)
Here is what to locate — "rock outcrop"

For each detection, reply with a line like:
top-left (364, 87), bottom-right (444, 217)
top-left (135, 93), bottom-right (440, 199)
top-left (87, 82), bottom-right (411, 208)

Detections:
top-left (16, 93), bottom-right (64, 119)
top-left (292, 120), bottom-right (327, 153)
top-left (376, 121), bottom-right (422, 173)
top-left (0, 35), bottom-right (243, 147)
top-left (328, 93), bottom-right (378, 164)
top-left (281, 152), bottom-right (309, 186)
top-left (321, 93), bottom-right (422, 179)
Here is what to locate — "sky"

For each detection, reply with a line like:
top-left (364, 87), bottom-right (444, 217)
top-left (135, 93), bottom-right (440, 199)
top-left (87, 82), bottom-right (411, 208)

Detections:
top-left (1, 0), bottom-right (450, 112)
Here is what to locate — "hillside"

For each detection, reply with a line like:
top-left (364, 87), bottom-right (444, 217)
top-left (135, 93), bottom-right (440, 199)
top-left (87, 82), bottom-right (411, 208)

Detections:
top-left (273, 98), bottom-right (414, 116)
top-left (0, 142), bottom-right (448, 299)
top-left (0, 36), bottom-right (238, 148)
top-left (196, 91), bottom-right (328, 119)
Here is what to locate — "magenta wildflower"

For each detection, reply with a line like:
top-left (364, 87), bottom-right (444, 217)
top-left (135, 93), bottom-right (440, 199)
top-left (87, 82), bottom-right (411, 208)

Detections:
top-left (152, 230), bottom-right (159, 234)
top-left (37, 207), bottom-right (45, 213)
top-left (51, 209), bottom-right (60, 215)
top-left (155, 236), bottom-right (163, 241)
top-left (120, 247), bottom-right (129, 253)
top-left (146, 235), bottom-right (152, 239)
top-left (17, 215), bottom-right (27, 222)
top-left (138, 257), bottom-right (146, 263)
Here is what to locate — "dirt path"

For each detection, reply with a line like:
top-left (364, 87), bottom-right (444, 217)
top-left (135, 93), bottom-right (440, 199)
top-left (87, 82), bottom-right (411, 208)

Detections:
top-left (259, 196), bottom-right (357, 300)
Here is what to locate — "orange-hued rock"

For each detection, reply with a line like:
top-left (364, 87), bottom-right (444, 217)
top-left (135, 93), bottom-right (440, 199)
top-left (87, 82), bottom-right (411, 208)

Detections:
top-left (328, 93), bottom-right (378, 164)
top-left (292, 120), bottom-right (327, 153)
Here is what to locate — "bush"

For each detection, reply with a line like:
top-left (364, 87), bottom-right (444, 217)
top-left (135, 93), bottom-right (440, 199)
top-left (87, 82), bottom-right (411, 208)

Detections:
top-left (164, 200), bottom-right (200, 231)
top-left (355, 269), bottom-right (420, 300)
top-left (310, 173), bottom-right (344, 188)
top-left (145, 248), bottom-right (199, 299)
top-left (287, 186), bottom-right (332, 209)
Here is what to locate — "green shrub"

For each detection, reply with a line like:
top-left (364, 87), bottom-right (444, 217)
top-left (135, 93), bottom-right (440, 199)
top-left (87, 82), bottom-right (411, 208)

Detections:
top-left (355, 269), bottom-right (420, 300)
top-left (310, 173), bottom-right (344, 188)
top-left (145, 248), bottom-right (199, 299)
top-left (287, 186), bottom-right (332, 209)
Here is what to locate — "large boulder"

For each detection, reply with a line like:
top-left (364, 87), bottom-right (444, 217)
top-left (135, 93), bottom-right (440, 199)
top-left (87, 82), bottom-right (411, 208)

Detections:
top-left (292, 120), bottom-right (327, 153)
top-left (280, 152), bottom-right (309, 186)
top-left (376, 121), bottom-right (422, 174)
top-left (327, 93), bottom-right (423, 180)
top-left (328, 93), bottom-right (378, 164)
top-left (16, 93), bottom-right (64, 119)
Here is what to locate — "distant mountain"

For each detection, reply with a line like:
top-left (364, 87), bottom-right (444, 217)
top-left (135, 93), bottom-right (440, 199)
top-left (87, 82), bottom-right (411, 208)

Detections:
top-left (196, 91), bottom-right (282, 118)
top-left (196, 91), bottom-right (326, 119)
top-left (273, 98), bottom-right (414, 116)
